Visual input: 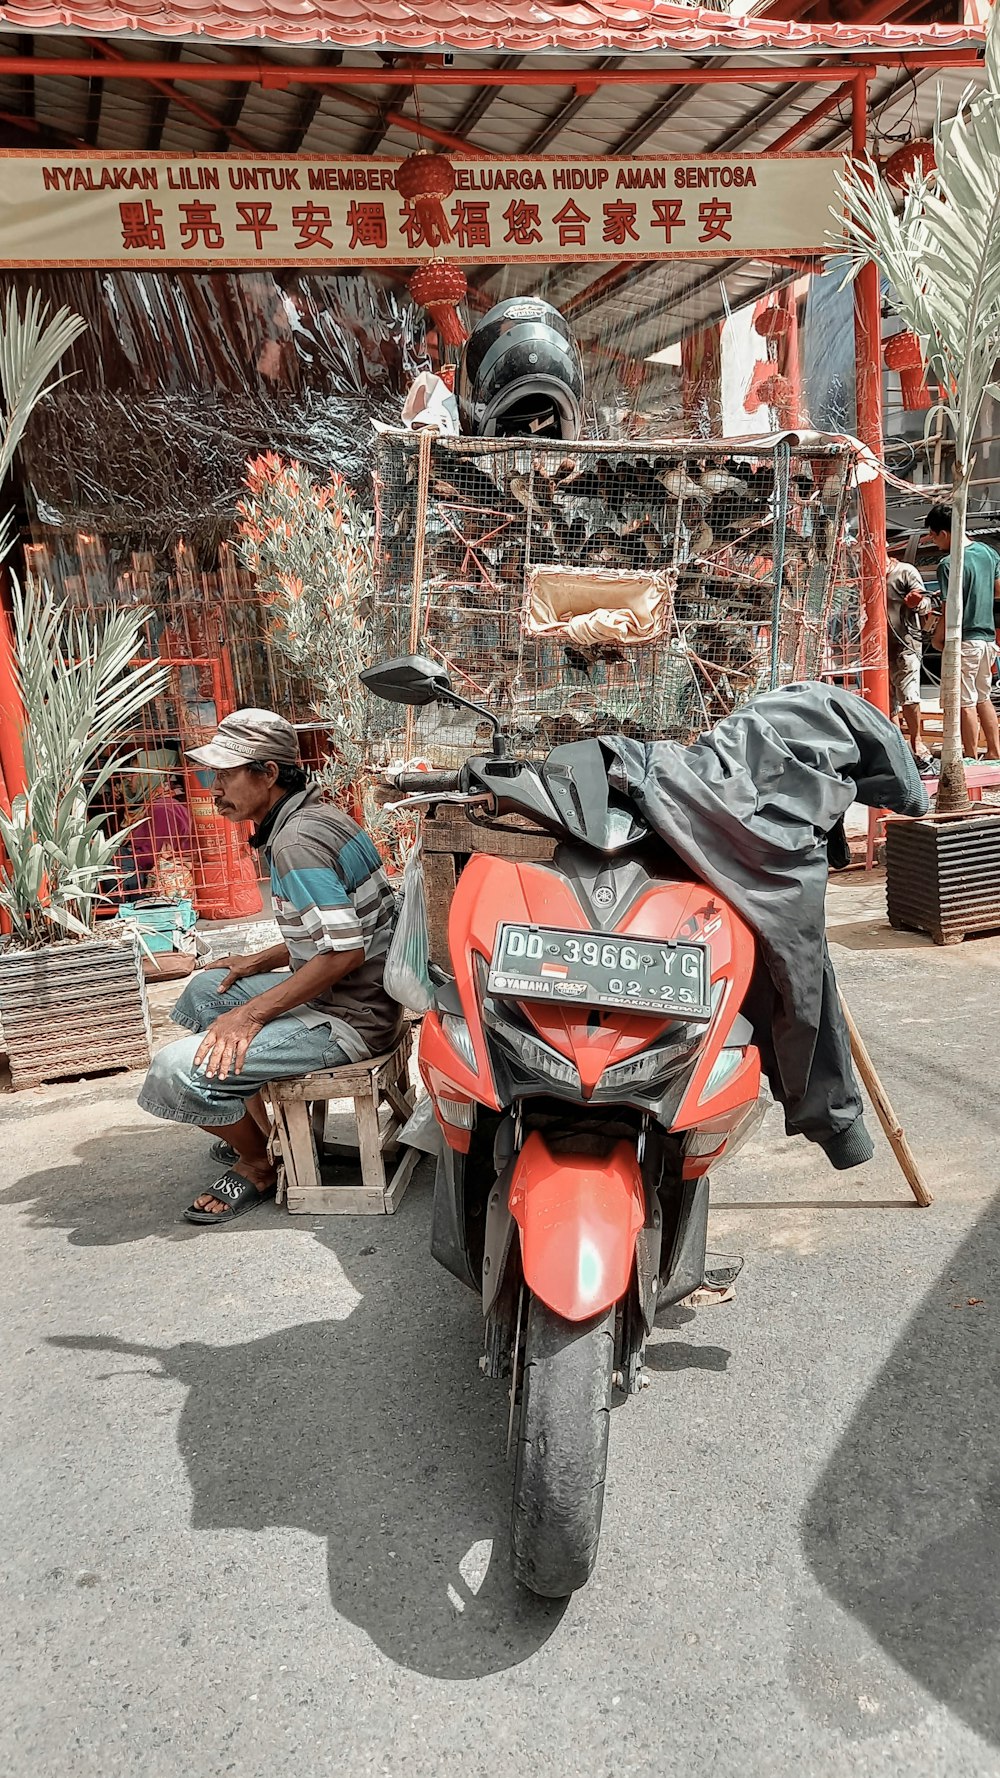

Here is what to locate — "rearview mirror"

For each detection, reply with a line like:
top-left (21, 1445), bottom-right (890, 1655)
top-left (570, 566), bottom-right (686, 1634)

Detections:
top-left (359, 655), bottom-right (453, 708)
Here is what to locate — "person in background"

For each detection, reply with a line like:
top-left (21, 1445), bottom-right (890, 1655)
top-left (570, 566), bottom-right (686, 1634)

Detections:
top-left (926, 505), bottom-right (1000, 762)
top-left (131, 773), bottom-right (192, 883)
top-left (138, 710), bottom-right (403, 1227)
top-left (886, 534), bottom-right (936, 776)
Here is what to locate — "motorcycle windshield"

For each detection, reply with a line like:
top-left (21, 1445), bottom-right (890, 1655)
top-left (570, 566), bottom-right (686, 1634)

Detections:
top-left (474, 739), bottom-right (649, 853)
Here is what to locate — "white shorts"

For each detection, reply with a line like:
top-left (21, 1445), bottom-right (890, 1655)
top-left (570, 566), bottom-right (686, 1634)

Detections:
top-left (960, 639), bottom-right (998, 707)
top-left (890, 648), bottom-right (921, 712)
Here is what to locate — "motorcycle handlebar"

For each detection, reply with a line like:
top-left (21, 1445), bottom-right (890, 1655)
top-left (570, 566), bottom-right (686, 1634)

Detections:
top-left (389, 769), bottom-right (462, 795)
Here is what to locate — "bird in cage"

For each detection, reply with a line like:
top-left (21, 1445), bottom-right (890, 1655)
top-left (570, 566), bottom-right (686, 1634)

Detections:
top-left (430, 448), bottom-right (501, 509)
top-left (700, 466), bottom-right (748, 498)
top-left (509, 470), bottom-right (554, 517)
top-left (622, 458), bottom-right (666, 510)
top-left (654, 461), bottom-right (704, 503)
top-left (549, 511), bottom-right (573, 560)
top-left (619, 520), bottom-right (665, 568)
top-left (428, 537), bottom-right (471, 580)
top-left (705, 491), bottom-right (769, 546)
top-left (581, 527), bottom-right (628, 568)
top-left (687, 518), bottom-right (715, 558)
top-left (497, 542), bottom-right (526, 586)
top-left (548, 457), bottom-right (580, 487)
top-left (555, 460), bottom-right (612, 507)
top-left (564, 514), bottom-right (589, 560)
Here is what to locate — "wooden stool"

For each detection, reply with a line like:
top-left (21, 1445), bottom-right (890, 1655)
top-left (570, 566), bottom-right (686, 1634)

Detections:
top-left (268, 1031), bottom-right (418, 1216)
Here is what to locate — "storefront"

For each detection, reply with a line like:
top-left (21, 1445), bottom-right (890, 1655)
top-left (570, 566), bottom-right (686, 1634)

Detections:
top-left (0, 2), bottom-right (987, 911)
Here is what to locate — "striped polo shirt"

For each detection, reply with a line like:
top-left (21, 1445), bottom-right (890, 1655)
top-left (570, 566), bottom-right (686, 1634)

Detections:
top-left (263, 787), bottom-right (403, 1061)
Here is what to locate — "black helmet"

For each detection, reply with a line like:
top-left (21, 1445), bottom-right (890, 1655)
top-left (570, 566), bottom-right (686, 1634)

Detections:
top-left (458, 297), bottom-right (584, 440)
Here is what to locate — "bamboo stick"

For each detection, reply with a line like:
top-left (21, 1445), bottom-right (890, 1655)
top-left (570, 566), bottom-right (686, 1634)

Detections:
top-left (839, 991), bottom-right (933, 1207)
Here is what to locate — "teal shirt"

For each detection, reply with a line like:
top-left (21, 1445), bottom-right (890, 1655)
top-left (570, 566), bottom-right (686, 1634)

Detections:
top-left (938, 540), bottom-right (1000, 641)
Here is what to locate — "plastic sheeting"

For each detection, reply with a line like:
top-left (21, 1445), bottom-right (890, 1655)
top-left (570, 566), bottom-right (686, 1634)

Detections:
top-left (6, 268), bottom-right (429, 542)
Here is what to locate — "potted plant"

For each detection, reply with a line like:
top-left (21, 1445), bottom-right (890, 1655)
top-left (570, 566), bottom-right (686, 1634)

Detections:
top-left (0, 291), bottom-right (168, 1087)
top-left (235, 452), bottom-right (398, 844)
top-left (837, 6), bottom-right (1000, 941)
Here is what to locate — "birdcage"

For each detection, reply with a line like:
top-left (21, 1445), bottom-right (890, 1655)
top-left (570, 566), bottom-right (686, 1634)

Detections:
top-left (369, 431), bottom-right (862, 767)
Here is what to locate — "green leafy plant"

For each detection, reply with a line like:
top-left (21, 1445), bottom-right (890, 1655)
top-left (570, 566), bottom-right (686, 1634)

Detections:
top-left (835, 9), bottom-right (1000, 811)
top-left (0, 287), bottom-right (87, 564)
top-left (235, 452), bottom-right (387, 824)
top-left (0, 578), bottom-right (168, 946)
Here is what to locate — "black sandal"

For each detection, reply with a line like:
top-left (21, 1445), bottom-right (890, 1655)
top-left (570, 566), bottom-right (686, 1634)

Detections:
top-left (183, 1172), bottom-right (276, 1226)
top-left (209, 1140), bottom-right (239, 1165)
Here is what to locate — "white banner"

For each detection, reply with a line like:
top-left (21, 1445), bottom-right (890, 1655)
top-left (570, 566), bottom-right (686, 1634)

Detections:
top-left (0, 150), bottom-right (845, 268)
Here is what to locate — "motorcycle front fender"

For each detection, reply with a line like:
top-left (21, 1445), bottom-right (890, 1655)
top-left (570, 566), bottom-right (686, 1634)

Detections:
top-left (509, 1131), bottom-right (645, 1323)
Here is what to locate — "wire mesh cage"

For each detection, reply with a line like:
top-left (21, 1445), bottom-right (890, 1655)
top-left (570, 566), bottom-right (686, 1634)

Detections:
top-left (370, 432), bottom-right (861, 766)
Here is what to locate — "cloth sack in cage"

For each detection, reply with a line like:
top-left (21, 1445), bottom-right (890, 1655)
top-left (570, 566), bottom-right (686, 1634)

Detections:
top-left (383, 846), bottom-right (435, 1013)
top-left (524, 564), bottom-right (675, 646)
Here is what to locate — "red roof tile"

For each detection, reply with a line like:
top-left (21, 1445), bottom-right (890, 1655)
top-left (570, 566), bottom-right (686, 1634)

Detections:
top-left (0, 0), bottom-right (986, 53)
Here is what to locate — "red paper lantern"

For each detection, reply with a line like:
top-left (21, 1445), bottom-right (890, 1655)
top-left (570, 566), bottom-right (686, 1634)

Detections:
top-left (884, 139), bottom-right (936, 190)
top-left (753, 306), bottom-right (792, 340)
top-left (884, 330), bottom-right (931, 410)
top-left (394, 150), bottom-right (456, 248)
top-left (409, 260), bottom-right (469, 348)
top-left (758, 371), bottom-right (795, 416)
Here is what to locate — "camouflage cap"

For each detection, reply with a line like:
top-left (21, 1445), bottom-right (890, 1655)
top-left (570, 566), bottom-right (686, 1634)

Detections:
top-left (186, 708), bottom-right (301, 771)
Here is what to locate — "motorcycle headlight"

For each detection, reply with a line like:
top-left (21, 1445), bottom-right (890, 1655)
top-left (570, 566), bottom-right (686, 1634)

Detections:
top-left (484, 1004), bottom-right (582, 1092)
top-left (599, 1029), bottom-right (701, 1093)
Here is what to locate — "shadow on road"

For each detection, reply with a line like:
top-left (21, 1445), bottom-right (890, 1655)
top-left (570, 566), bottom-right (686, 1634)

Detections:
top-left (47, 1207), bottom-right (567, 1678)
top-left (1, 1123), bottom-right (301, 1246)
top-left (800, 1194), bottom-right (1000, 1745)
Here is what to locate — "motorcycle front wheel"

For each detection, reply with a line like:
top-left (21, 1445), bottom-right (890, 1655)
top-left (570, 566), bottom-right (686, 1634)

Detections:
top-left (511, 1294), bottom-right (616, 1597)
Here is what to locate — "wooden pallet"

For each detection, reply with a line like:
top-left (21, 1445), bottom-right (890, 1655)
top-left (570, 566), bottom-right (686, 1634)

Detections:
top-left (421, 803), bottom-right (556, 967)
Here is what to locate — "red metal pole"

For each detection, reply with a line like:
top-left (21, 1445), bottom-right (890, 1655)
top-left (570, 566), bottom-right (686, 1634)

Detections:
top-left (93, 41), bottom-right (486, 157)
top-left (0, 58), bottom-right (893, 90)
top-left (851, 71), bottom-right (890, 716)
top-left (768, 82), bottom-right (852, 154)
top-left (0, 54), bottom-right (982, 91)
top-left (0, 568), bottom-right (27, 804)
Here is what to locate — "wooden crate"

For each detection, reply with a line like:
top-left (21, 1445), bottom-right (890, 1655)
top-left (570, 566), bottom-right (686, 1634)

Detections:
top-left (421, 804), bottom-right (556, 967)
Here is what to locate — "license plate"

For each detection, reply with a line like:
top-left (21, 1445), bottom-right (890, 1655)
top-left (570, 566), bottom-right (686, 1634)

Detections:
top-left (487, 924), bottom-right (711, 1019)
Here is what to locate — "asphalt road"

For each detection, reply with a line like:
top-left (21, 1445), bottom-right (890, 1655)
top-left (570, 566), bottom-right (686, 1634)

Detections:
top-left (3, 898), bottom-right (1000, 1777)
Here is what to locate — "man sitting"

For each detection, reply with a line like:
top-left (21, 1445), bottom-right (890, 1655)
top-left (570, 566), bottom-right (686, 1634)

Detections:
top-left (139, 710), bottom-right (402, 1226)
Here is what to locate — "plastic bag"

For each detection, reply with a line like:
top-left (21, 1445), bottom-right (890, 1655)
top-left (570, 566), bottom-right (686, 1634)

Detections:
top-left (383, 848), bottom-right (434, 1013)
top-left (401, 370), bottom-right (460, 435)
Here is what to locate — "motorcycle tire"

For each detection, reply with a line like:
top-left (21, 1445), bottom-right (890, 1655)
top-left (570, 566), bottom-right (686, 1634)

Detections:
top-left (511, 1295), bottom-right (616, 1597)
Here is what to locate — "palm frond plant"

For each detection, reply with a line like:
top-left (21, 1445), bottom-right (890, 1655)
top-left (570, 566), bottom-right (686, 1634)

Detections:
top-left (0, 287), bottom-right (87, 564)
top-left (835, 6), bottom-right (1000, 812)
top-left (0, 577), bottom-right (169, 946)
top-left (0, 288), bottom-right (168, 948)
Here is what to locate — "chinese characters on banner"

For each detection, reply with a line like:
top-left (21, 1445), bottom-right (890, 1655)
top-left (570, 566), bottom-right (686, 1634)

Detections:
top-left (0, 152), bottom-right (846, 267)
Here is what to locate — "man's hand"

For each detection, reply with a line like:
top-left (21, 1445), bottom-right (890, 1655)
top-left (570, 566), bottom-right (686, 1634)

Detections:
top-left (212, 953), bottom-right (257, 993)
top-left (194, 1005), bottom-right (266, 1080)
top-left (210, 943), bottom-right (290, 993)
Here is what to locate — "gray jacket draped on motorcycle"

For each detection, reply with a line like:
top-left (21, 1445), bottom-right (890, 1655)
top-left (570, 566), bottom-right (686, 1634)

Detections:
top-left (601, 682), bottom-right (928, 1169)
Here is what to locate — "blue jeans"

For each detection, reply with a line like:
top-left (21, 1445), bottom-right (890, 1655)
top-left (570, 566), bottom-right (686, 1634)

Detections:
top-left (138, 969), bottom-right (349, 1128)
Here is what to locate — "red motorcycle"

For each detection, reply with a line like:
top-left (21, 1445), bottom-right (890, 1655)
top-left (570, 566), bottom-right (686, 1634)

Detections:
top-left (365, 657), bottom-right (766, 1598)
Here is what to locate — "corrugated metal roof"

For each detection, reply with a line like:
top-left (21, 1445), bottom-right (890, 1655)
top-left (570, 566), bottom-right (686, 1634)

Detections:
top-left (0, 0), bottom-right (986, 55)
